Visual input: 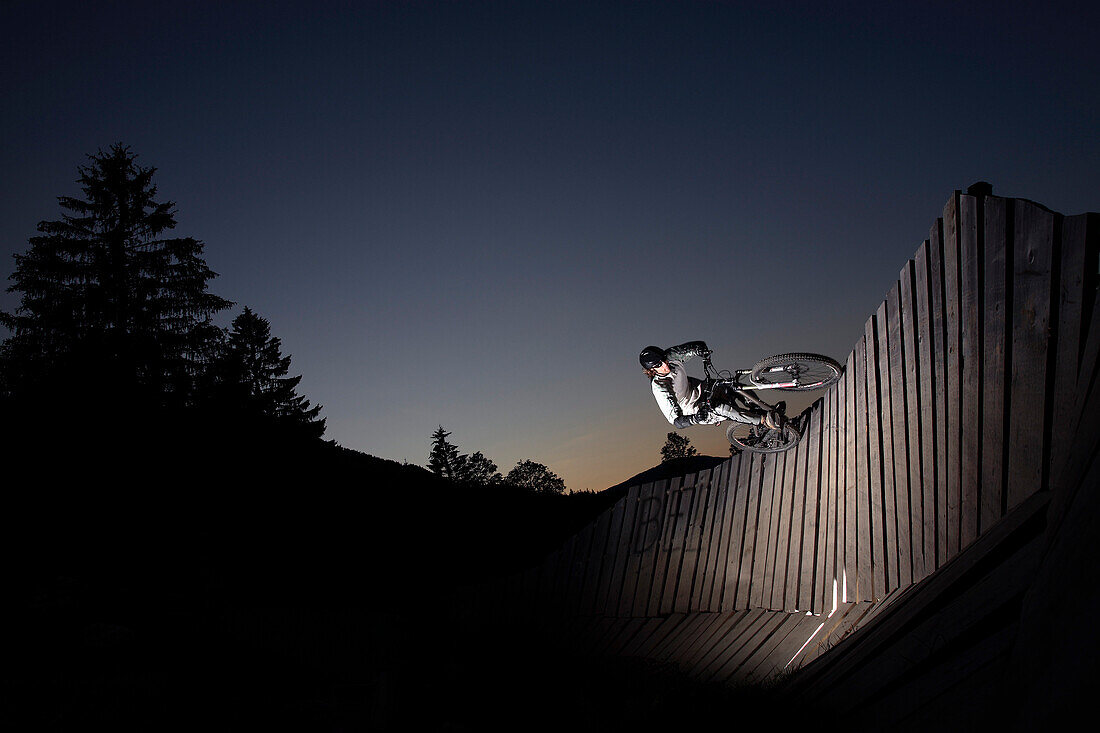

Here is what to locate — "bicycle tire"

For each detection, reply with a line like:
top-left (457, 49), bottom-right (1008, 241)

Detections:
top-left (726, 419), bottom-right (802, 454)
top-left (750, 353), bottom-right (843, 391)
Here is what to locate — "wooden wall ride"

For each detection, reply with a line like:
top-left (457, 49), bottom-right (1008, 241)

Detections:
top-left (481, 190), bottom-right (1099, 685)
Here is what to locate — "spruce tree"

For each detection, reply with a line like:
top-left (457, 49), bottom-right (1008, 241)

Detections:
top-left (218, 307), bottom-right (324, 438)
top-left (428, 426), bottom-right (462, 479)
top-left (0, 144), bottom-right (231, 406)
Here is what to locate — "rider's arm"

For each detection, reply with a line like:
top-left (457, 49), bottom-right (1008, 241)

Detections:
top-left (652, 381), bottom-right (680, 425)
top-left (664, 341), bottom-right (710, 363)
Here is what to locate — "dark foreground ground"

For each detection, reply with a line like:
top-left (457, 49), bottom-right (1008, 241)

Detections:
top-left (6, 411), bottom-right (787, 731)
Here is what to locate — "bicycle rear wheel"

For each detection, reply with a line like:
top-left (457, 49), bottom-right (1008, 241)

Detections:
top-left (726, 420), bottom-right (801, 454)
top-left (750, 353), bottom-right (842, 391)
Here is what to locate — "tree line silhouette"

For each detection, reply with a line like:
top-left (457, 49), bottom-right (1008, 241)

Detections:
top-left (1, 143), bottom-right (324, 443)
top-left (428, 425), bottom-right (568, 493)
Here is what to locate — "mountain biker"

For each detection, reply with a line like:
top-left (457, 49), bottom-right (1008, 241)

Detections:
top-left (639, 342), bottom-right (782, 431)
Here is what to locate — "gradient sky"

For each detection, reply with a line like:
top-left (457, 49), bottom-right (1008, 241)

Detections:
top-left (3, 0), bottom-right (1098, 491)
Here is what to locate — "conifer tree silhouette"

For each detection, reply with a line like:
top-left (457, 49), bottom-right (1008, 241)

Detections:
top-left (217, 306), bottom-right (324, 438)
top-left (0, 144), bottom-right (231, 406)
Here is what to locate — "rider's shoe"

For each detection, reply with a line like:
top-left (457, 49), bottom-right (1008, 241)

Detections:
top-left (763, 409), bottom-right (784, 430)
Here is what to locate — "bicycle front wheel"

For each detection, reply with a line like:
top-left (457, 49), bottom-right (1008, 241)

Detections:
top-left (750, 353), bottom-right (843, 391)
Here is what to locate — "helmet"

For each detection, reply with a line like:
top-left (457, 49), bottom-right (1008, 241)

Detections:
top-left (639, 345), bottom-right (666, 369)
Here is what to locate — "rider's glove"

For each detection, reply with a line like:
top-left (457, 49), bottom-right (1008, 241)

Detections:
top-left (673, 415), bottom-right (694, 429)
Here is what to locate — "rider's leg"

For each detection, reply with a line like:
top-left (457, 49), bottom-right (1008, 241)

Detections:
top-left (709, 402), bottom-right (760, 425)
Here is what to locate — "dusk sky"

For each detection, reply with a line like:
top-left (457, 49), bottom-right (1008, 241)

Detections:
top-left (3, 0), bottom-right (1098, 491)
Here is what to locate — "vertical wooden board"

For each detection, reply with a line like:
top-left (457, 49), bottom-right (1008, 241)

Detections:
top-left (615, 482), bottom-right (653, 616)
top-left (899, 259), bottom-right (926, 579)
top-left (720, 454), bottom-right (752, 610)
top-left (914, 241), bottom-right (938, 579)
top-left (594, 496), bottom-right (628, 614)
top-left (632, 480), bottom-right (670, 617)
top-left (798, 403), bottom-right (823, 611)
top-left (865, 313), bottom-right (887, 599)
top-left (981, 197), bottom-right (1009, 531)
top-left (816, 387), bottom-right (837, 612)
top-left (875, 300), bottom-right (900, 592)
top-left (710, 457), bottom-right (740, 611)
top-left (734, 454), bottom-right (766, 609)
top-left (697, 461), bottom-right (732, 611)
top-left (649, 475), bottom-right (687, 616)
top-left (854, 334), bottom-right (873, 602)
top-left (566, 522), bottom-right (596, 615)
top-left (552, 533), bottom-right (578, 616)
top-left (844, 348), bottom-right (858, 603)
top-left (929, 217), bottom-right (950, 569)
top-left (717, 453), bottom-right (752, 607)
top-left (1071, 214), bottom-right (1100, 399)
top-left (1050, 213), bottom-right (1091, 485)
top-left (1008, 199), bottom-right (1056, 509)
top-left (750, 454), bottom-right (779, 608)
top-left (765, 449), bottom-right (792, 610)
top-left (887, 283), bottom-right (913, 589)
top-left (676, 468), bottom-right (713, 613)
top-left (941, 194), bottom-right (964, 562)
top-left (665, 471), bottom-right (708, 614)
top-left (959, 193), bottom-right (983, 550)
top-left (578, 509), bottom-right (612, 614)
top-left (780, 417), bottom-right (806, 611)
top-left (604, 484), bottom-right (642, 614)
top-left (696, 459), bottom-right (731, 611)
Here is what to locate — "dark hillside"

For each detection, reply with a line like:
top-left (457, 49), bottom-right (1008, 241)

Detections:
top-left (4, 406), bottom-right (627, 729)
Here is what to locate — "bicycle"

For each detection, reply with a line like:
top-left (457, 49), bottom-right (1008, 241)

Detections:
top-left (698, 351), bottom-right (843, 453)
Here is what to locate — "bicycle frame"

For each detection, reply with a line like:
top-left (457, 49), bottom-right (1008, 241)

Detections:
top-left (700, 358), bottom-right (780, 415)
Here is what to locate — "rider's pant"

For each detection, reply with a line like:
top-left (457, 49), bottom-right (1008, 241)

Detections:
top-left (708, 401), bottom-right (760, 425)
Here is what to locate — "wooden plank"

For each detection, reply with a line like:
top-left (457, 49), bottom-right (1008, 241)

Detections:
top-left (628, 613), bottom-right (688, 657)
top-left (981, 197), bottom-right (1009, 531)
top-left (703, 458), bottom-right (736, 611)
top-left (914, 240), bottom-right (938, 579)
top-left (735, 454), bottom-right (766, 609)
top-left (710, 612), bottom-right (790, 683)
top-left (781, 414), bottom-right (806, 610)
top-left (886, 283), bottom-right (912, 589)
top-left (865, 313), bottom-right (887, 599)
top-left (651, 471), bottom-right (695, 611)
top-left (1007, 199), bottom-right (1056, 508)
top-left (899, 258), bottom-right (926, 579)
top-left (1049, 212), bottom-right (1092, 487)
top-left (854, 334), bottom-right (873, 601)
top-left (929, 215), bottom-right (950, 569)
top-left (696, 609), bottom-right (766, 681)
top-left (632, 479), bottom-right (670, 616)
top-left (941, 193), bottom-right (963, 562)
top-left (594, 494), bottom-right (628, 614)
top-left (751, 454), bottom-right (779, 608)
top-left (566, 520), bottom-right (597, 616)
top-left (578, 507), bottom-right (613, 614)
top-left (616, 482), bottom-right (653, 616)
top-left (675, 467), bottom-right (713, 613)
top-left (959, 193), bottom-right (982, 549)
top-left (668, 470), bottom-right (710, 614)
top-left (690, 611), bottom-right (757, 674)
top-left (702, 460), bottom-right (734, 611)
top-left (1071, 214), bottom-right (1100, 401)
top-left (765, 449), bottom-right (791, 610)
top-left (650, 475), bottom-right (688, 615)
top-left (815, 388), bottom-right (836, 612)
top-left (721, 453), bottom-right (754, 610)
top-left (844, 348), bottom-right (858, 602)
top-left (799, 402), bottom-right (824, 611)
top-left (875, 300), bottom-right (900, 593)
